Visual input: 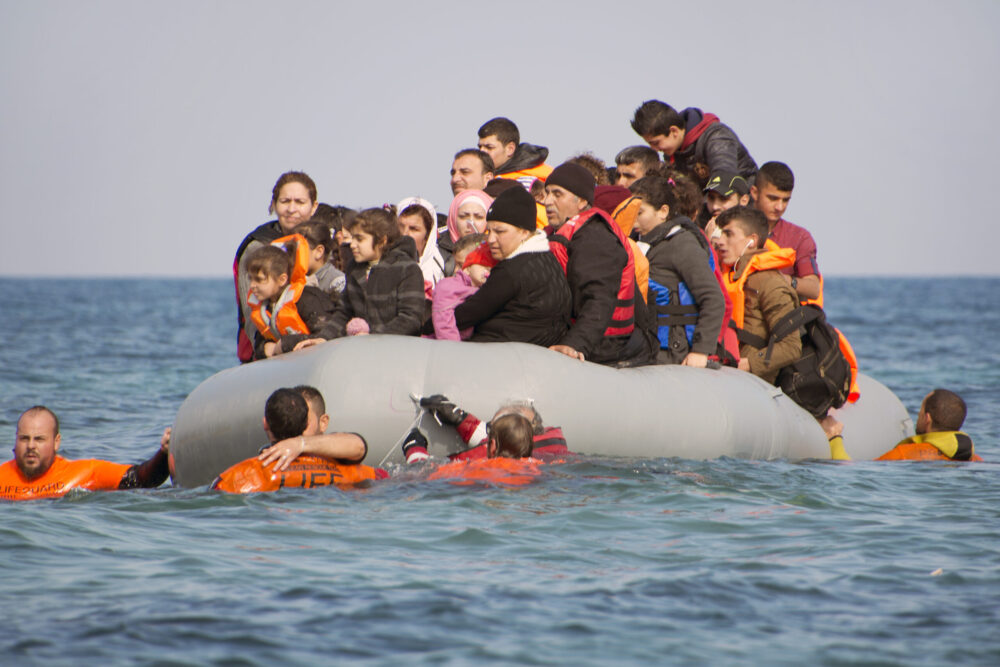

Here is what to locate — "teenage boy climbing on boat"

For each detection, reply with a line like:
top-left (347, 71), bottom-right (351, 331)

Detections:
top-left (631, 100), bottom-right (757, 185)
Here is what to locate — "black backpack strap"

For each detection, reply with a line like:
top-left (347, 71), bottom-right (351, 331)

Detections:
top-left (760, 305), bottom-right (823, 364)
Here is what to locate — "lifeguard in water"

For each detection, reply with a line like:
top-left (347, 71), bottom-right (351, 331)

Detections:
top-left (1, 406), bottom-right (170, 501)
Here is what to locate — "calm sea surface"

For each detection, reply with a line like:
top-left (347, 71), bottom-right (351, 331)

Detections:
top-left (2, 277), bottom-right (998, 666)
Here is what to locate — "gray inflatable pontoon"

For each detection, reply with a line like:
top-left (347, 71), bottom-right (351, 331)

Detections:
top-left (171, 336), bottom-right (914, 487)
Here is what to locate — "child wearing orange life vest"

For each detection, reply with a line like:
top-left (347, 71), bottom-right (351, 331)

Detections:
top-left (245, 240), bottom-right (339, 360)
top-left (431, 234), bottom-right (497, 340)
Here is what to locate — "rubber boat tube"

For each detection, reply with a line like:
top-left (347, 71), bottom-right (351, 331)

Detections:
top-left (170, 336), bottom-right (913, 487)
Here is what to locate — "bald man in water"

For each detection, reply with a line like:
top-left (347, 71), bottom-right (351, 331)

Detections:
top-left (1, 406), bottom-right (170, 500)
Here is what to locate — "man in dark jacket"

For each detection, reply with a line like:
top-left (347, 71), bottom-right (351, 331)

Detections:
top-left (477, 117), bottom-right (554, 189)
top-left (544, 163), bottom-right (650, 366)
top-left (631, 100), bottom-right (757, 186)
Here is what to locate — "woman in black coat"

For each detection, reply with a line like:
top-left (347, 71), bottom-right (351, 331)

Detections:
top-left (454, 187), bottom-right (572, 347)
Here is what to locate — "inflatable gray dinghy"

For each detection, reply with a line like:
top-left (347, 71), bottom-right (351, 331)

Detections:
top-left (170, 336), bottom-right (913, 487)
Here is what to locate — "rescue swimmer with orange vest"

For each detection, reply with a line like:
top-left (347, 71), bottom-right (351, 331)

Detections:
top-left (822, 389), bottom-right (983, 462)
top-left (212, 386), bottom-right (388, 494)
top-left (1, 406), bottom-right (170, 501)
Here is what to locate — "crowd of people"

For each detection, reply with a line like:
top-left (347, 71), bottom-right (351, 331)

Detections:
top-left (225, 101), bottom-right (979, 466)
top-left (233, 104), bottom-right (848, 407)
top-left (2, 101), bottom-right (982, 501)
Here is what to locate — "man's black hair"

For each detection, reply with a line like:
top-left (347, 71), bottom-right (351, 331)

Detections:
top-left (477, 117), bottom-right (520, 147)
top-left (756, 161), bottom-right (795, 191)
top-left (716, 206), bottom-right (769, 246)
top-left (631, 100), bottom-right (684, 137)
top-left (265, 388), bottom-right (309, 441)
top-left (924, 389), bottom-right (967, 431)
top-left (293, 385), bottom-right (326, 415)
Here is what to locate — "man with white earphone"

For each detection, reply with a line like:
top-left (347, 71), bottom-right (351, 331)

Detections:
top-left (716, 206), bottom-right (802, 383)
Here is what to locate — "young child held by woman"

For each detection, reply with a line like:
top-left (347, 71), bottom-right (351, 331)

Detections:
top-left (431, 234), bottom-right (497, 340)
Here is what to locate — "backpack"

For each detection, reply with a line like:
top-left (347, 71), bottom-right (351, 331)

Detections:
top-left (739, 304), bottom-right (852, 418)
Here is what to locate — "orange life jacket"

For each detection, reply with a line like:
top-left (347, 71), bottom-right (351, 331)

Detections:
top-left (550, 207), bottom-right (637, 337)
top-left (499, 163), bottom-right (553, 189)
top-left (876, 432), bottom-right (982, 462)
top-left (835, 327), bottom-right (861, 403)
top-left (211, 454), bottom-right (383, 494)
top-left (723, 244), bottom-right (797, 329)
top-left (610, 196), bottom-right (649, 302)
top-left (248, 234), bottom-right (312, 342)
top-left (0, 457), bottom-right (130, 501)
top-left (427, 457), bottom-right (545, 486)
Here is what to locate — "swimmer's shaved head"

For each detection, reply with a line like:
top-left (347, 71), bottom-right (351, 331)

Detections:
top-left (18, 406), bottom-right (59, 436)
top-left (15, 406), bottom-right (62, 480)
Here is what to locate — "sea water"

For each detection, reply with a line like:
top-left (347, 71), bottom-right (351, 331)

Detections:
top-left (2, 277), bottom-right (998, 666)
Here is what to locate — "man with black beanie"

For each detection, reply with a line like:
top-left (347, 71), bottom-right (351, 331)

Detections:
top-left (545, 163), bottom-right (651, 366)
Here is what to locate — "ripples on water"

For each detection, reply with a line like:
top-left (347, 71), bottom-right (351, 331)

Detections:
top-left (2, 278), bottom-right (998, 665)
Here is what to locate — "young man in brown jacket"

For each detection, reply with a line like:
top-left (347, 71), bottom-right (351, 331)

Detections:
top-left (716, 206), bottom-right (801, 383)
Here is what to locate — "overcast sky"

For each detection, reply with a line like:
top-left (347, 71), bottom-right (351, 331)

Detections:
top-left (2, 0), bottom-right (997, 277)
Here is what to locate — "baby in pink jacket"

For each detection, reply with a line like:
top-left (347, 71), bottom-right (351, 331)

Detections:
top-left (431, 234), bottom-right (497, 340)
